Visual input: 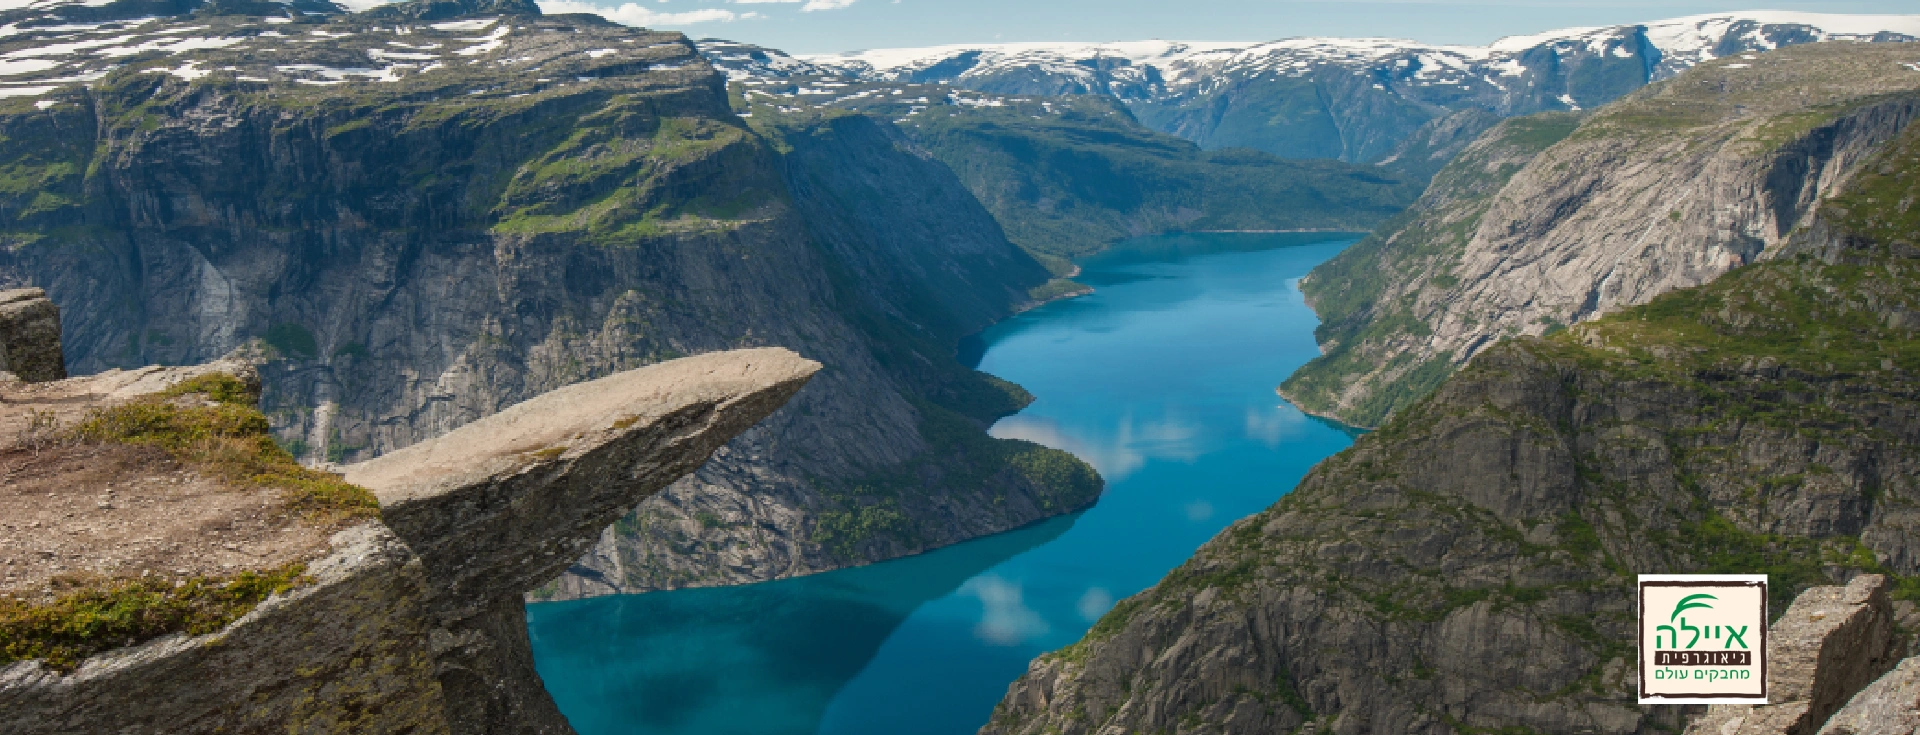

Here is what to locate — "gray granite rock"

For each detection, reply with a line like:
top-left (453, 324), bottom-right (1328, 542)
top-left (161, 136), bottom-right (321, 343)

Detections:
top-left (1687, 575), bottom-right (1900, 735)
top-left (0, 289), bottom-right (63, 383)
top-left (1821, 657), bottom-right (1920, 735)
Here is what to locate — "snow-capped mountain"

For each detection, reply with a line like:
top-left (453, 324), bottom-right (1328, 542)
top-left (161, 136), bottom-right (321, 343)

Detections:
top-left (707, 12), bottom-right (1920, 164)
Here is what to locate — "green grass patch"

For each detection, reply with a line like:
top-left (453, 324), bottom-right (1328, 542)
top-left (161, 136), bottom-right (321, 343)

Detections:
top-left (73, 374), bottom-right (379, 523)
top-left (1, 563), bottom-right (309, 671)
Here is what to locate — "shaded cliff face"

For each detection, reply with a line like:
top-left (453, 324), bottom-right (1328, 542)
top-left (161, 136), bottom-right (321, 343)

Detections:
top-left (1286, 42), bottom-right (1920, 428)
top-left (980, 104), bottom-right (1920, 735)
top-left (0, 0), bottom-right (1098, 598)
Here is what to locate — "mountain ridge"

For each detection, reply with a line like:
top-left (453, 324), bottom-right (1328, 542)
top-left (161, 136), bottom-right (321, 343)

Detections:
top-left (704, 11), bottom-right (1920, 164)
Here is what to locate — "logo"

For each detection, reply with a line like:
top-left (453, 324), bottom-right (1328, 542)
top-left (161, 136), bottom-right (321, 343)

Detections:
top-left (1639, 574), bottom-right (1768, 704)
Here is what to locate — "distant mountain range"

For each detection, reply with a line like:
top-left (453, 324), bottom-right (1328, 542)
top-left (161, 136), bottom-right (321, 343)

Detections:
top-left (704, 12), bottom-right (1920, 165)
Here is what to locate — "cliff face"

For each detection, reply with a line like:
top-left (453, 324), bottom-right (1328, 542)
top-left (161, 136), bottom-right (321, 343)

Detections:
top-left (981, 98), bottom-right (1920, 735)
top-left (0, 0), bottom-right (1098, 597)
top-left (1, 346), bottom-right (817, 735)
top-left (540, 112), bottom-right (1102, 598)
top-left (1286, 43), bottom-right (1920, 428)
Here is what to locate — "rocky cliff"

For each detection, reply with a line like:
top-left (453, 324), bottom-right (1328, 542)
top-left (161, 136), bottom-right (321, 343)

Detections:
top-left (0, 0), bottom-right (1100, 598)
top-left (979, 101), bottom-right (1920, 735)
top-left (2, 316), bottom-right (817, 734)
top-left (1286, 42), bottom-right (1920, 428)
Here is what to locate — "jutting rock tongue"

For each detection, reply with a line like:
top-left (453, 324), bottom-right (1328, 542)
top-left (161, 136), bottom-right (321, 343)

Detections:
top-left (341, 348), bottom-right (822, 734)
top-left (0, 288), bottom-right (64, 383)
top-left (1, 348), bottom-right (818, 735)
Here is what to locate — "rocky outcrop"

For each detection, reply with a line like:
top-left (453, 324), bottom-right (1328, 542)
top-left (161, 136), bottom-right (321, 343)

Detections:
top-left (1287, 43), bottom-right (1920, 428)
top-left (0, 289), bottom-right (62, 383)
top-left (0, 0), bottom-right (1098, 599)
top-left (981, 112), bottom-right (1920, 735)
top-left (1821, 657), bottom-right (1920, 735)
top-left (1, 348), bottom-right (818, 735)
top-left (1688, 575), bottom-right (1901, 735)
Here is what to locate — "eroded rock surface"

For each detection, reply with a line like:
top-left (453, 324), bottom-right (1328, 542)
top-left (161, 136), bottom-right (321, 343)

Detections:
top-left (1822, 657), bottom-right (1920, 735)
top-left (1286, 43), bottom-right (1920, 428)
top-left (1688, 575), bottom-right (1900, 735)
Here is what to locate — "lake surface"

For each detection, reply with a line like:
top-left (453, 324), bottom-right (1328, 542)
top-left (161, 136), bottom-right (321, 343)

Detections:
top-left (528, 232), bottom-right (1361, 735)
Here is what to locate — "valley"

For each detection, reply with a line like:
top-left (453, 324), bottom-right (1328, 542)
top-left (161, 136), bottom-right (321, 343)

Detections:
top-left (1, 2), bottom-right (1920, 735)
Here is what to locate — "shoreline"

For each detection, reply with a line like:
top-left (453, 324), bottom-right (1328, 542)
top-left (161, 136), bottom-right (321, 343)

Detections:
top-left (1193, 228), bottom-right (1356, 234)
top-left (1013, 264), bottom-right (1091, 314)
top-left (1274, 384), bottom-right (1377, 433)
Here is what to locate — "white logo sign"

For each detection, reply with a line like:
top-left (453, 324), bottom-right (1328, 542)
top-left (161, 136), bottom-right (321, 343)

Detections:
top-left (1639, 574), bottom-right (1768, 704)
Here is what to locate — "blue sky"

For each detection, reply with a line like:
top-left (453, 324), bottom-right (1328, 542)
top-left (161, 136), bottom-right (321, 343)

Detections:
top-left (530, 0), bottom-right (1920, 54)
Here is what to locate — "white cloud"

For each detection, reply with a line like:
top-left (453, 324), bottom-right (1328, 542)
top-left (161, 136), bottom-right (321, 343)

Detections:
top-left (537, 0), bottom-right (739, 25)
top-left (729, 0), bottom-right (856, 9)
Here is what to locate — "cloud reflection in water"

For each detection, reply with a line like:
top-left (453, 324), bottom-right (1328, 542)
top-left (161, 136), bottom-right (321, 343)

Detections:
top-left (1244, 404), bottom-right (1308, 448)
top-left (990, 411), bottom-right (1202, 482)
top-left (960, 575), bottom-right (1049, 646)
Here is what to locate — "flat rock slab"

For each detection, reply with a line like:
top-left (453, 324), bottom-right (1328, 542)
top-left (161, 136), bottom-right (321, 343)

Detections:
top-left (344, 347), bottom-right (820, 617)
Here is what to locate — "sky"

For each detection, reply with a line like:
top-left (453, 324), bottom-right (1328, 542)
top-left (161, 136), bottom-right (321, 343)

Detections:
top-left (530, 0), bottom-right (1920, 55)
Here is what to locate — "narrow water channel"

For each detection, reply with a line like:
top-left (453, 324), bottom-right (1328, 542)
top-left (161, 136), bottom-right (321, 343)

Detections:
top-left (528, 232), bottom-right (1362, 735)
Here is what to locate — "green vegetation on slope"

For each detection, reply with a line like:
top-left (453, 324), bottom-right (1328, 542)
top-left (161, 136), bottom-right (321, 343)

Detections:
top-left (1, 564), bottom-right (309, 672)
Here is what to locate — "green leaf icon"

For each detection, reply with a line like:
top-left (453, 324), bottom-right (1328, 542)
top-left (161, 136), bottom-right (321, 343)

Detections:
top-left (1671, 593), bottom-right (1717, 621)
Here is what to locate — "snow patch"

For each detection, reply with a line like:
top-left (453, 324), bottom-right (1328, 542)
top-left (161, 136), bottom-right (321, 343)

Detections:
top-left (429, 18), bottom-right (497, 31)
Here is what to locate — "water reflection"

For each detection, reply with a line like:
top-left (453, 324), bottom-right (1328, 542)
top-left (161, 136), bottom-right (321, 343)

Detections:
top-left (527, 514), bottom-right (1079, 735)
top-left (960, 575), bottom-right (1051, 645)
top-left (531, 232), bottom-right (1365, 735)
top-left (989, 410), bottom-right (1203, 481)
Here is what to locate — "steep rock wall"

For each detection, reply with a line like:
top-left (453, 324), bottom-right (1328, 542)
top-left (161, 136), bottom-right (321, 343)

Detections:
top-left (1286, 43), bottom-right (1920, 428)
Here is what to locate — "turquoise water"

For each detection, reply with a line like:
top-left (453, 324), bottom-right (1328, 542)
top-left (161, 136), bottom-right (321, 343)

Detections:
top-left (527, 232), bottom-right (1361, 735)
